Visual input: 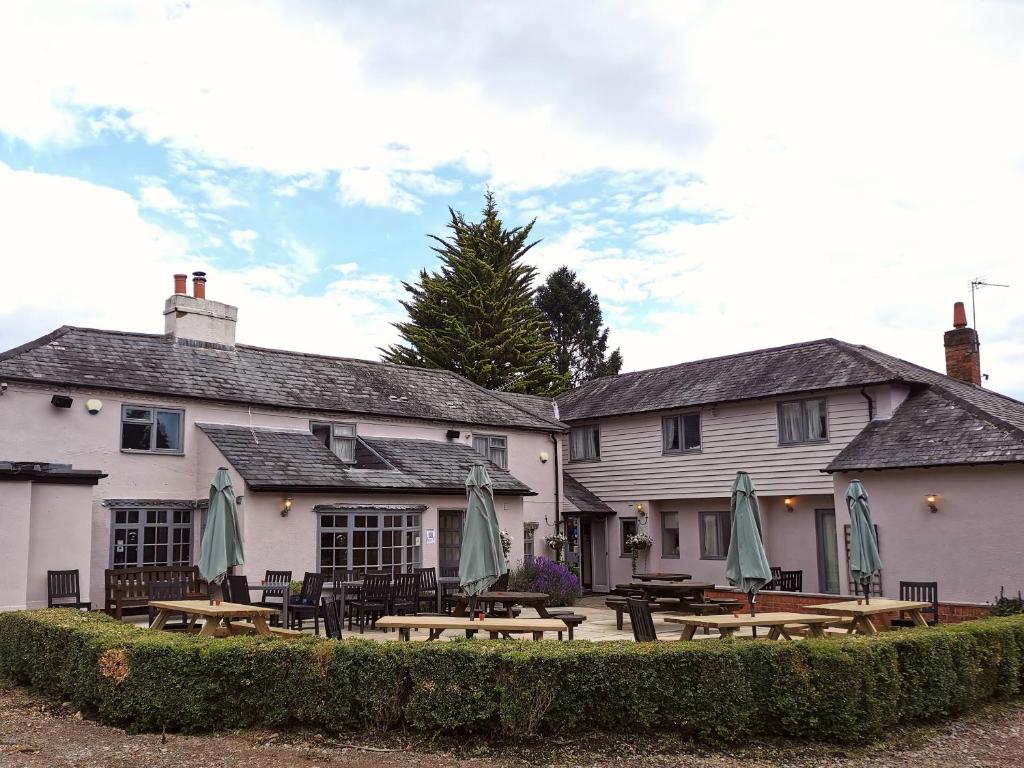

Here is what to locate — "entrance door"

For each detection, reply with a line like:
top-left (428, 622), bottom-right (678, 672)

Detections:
top-left (579, 519), bottom-right (594, 590)
top-left (815, 508), bottom-right (841, 594)
top-left (591, 519), bottom-right (610, 592)
top-left (438, 509), bottom-right (464, 576)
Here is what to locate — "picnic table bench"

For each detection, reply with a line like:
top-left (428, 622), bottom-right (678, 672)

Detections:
top-left (148, 600), bottom-right (282, 638)
top-left (803, 599), bottom-right (933, 635)
top-left (375, 615), bottom-right (568, 642)
top-left (106, 566), bottom-right (204, 619)
top-left (665, 612), bottom-right (840, 641)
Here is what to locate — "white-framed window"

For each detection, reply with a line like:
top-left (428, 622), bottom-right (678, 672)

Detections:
top-left (569, 424), bottom-right (601, 461)
top-left (619, 517), bottom-right (638, 557)
top-left (778, 397), bottom-right (828, 445)
top-left (311, 421), bottom-right (357, 462)
top-left (662, 413), bottom-right (702, 453)
top-left (120, 405), bottom-right (184, 454)
top-left (472, 433), bottom-right (508, 469)
top-left (524, 523), bottom-right (538, 559)
top-left (662, 511), bottom-right (680, 558)
top-left (110, 506), bottom-right (193, 568)
top-left (699, 511), bottom-right (731, 560)
top-left (317, 509), bottom-right (422, 576)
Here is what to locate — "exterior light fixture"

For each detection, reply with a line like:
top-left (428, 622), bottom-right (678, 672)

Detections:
top-left (784, 497), bottom-right (795, 513)
top-left (539, 451), bottom-right (550, 463)
top-left (85, 398), bottom-right (103, 415)
top-left (926, 494), bottom-right (939, 513)
top-left (280, 498), bottom-right (293, 517)
top-left (50, 394), bottom-right (73, 408)
top-left (633, 502), bottom-right (647, 522)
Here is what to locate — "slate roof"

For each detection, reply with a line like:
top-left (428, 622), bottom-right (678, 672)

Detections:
top-left (562, 473), bottom-right (615, 516)
top-left (556, 335), bottom-right (1024, 471)
top-left (489, 391), bottom-right (563, 428)
top-left (0, 326), bottom-right (561, 432)
top-left (197, 423), bottom-right (534, 495)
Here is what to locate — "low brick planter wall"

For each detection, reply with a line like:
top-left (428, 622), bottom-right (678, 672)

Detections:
top-left (707, 589), bottom-right (990, 625)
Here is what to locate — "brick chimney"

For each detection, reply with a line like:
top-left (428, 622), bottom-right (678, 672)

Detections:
top-left (163, 272), bottom-right (237, 348)
top-left (943, 301), bottom-right (981, 385)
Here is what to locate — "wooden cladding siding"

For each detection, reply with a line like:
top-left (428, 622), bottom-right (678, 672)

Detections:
top-left (563, 390), bottom-right (870, 500)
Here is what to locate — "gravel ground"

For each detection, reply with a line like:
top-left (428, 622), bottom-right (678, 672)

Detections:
top-left (1, 679), bottom-right (1021, 767)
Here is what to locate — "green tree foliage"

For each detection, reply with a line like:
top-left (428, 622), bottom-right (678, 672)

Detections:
top-left (535, 266), bottom-right (623, 387)
top-left (382, 192), bottom-right (567, 394)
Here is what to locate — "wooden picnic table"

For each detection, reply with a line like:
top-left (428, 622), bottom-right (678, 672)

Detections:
top-left (803, 599), bottom-right (933, 635)
top-left (630, 581), bottom-right (716, 602)
top-left (375, 615), bottom-right (568, 641)
top-left (632, 572), bottom-right (693, 582)
top-left (452, 590), bottom-right (551, 617)
top-left (664, 611), bottom-right (839, 641)
top-left (148, 599), bottom-right (280, 637)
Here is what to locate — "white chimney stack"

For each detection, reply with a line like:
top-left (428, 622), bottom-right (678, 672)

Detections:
top-left (163, 272), bottom-right (238, 348)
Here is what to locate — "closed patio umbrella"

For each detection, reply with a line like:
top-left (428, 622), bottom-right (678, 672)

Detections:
top-left (846, 479), bottom-right (882, 604)
top-left (725, 471), bottom-right (773, 618)
top-left (198, 467), bottom-right (245, 603)
top-left (459, 462), bottom-right (504, 620)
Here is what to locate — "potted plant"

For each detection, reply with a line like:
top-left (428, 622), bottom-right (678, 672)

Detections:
top-left (499, 529), bottom-right (513, 561)
top-left (625, 531), bottom-right (653, 575)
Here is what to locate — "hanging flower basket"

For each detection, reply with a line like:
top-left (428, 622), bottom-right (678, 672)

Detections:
top-left (625, 531), bottom-right (653, 575)
top-left (499, 529), bottom-right (513, 560)
top-left (545, 533), bottom-right (567, 561)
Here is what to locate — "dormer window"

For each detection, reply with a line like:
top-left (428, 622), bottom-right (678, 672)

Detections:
top-left (311, 421), bottom-right (357, 462)
top-left (472, 433), bottom-right (508, 469)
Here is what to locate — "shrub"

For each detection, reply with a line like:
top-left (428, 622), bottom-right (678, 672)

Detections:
top-left (1, 609), bottom-right (1023, 740)
top-left (993, 587), bottom-right (1024, 616)
top-left (508, 556), bottom-right (582, 606)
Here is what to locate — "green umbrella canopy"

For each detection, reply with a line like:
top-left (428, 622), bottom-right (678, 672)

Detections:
top-left (725, 471), bottom-right (773, 597)
top-left (459, 463), bottom-right (505, 596)
top-left (846, 480), bottom-right (883, 594)
top-left (198, 468), bottom-right (245, 585)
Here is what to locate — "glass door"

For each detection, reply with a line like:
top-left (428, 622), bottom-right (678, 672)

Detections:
top-left (438, 509), bottom-right (464, 577)
top-left (815, 508), bottom-right (841, 593)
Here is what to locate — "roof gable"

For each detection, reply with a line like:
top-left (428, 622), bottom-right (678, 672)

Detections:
top-left (0, 326), bottom-right (560, 432)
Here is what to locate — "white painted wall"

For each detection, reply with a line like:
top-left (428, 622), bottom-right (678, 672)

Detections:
top-left (0, 482), bottom-right (33, 610)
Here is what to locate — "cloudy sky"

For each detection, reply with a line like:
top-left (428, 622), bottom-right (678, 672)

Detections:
top-left (2, 1), bottom-right (1023, 398)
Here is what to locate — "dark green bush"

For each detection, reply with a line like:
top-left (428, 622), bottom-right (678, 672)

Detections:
top-left (1, 609), bottom-right (1022, 740)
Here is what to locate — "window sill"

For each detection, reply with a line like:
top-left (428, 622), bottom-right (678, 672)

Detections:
top-left (778, 438), bottom-right (830, 447)
top-left (120, 449), bottom-right (185, 456)
top-left (662, 554), bottom-right (681, 559)
top-left (568, 457), bottom-right (601, 464)
top-left (661, 448), bottom-right (703, 456)
top-left (699, 555), bottom-right (726, 561)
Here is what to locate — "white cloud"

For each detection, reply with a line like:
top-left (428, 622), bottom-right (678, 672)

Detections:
top-left (337, 168), bottom-right (422, 213)
top-left (229, 228), bottom-right (258, 253)
top-left (138, 179), bottom-right (186, 212)
top-left (0, 163), bottom-right (403, 361)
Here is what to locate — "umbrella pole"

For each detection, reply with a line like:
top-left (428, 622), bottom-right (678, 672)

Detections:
top-left (749, 590), bottom-right (757, 638)
top-left (863, 581), bottom-right (871, 606)
top-left (469, 594), bottom-right (477, 622)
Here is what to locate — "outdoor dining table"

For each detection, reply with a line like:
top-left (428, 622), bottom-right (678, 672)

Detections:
top-left (629, 580), bottom-right (716, 603)
top-left (249, 582), bottom-right (293, 628)
top-left (452, 590), bottom-right (552, 618)
top-left (148, 599), bottom-right (279, 637)
top-left (664, 611), bottom-right (839, 640)
top-left (803, 598), bottom-right (933, 635)
top-left (632, 572), bottom-right (693, 582)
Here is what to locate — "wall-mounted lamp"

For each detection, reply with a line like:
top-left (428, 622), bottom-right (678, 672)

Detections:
top-left (50, 394), bottom-right (73, 409)
top-left (633, 502), bottom-right (647, 522)
top-left (784, 497), bottom-right (795, 513)
top-left (539, 451), bottom-right (550, 463)
top-left (280, 498), bottom-right (293, 517)
top-left (925, 494), bottom-right (939, 513)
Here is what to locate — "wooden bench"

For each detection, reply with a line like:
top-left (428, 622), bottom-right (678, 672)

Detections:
top-left (606, 597), bottom-right (670, 630)
top-left (105, 566), bottom-right (203, 619)
top-left (375, 615), bottom-right (568, 641)
top-left (228, 621), bottom-right (306, 640)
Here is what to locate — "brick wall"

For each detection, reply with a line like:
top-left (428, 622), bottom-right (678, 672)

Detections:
top-left (707, 589), bottom-right (990, 626)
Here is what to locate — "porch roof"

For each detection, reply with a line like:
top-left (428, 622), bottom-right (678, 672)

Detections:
top-left (563, 472), bottom-right (615, 516)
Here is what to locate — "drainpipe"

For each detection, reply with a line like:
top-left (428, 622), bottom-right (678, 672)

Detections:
top-left (860, 387), bottom-right (875, 421)
top-left (550, 433), bottom-right (561, 535)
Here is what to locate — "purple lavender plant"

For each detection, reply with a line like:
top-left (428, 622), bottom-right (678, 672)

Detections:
top-left (509, 556), bottom-right (582, 606)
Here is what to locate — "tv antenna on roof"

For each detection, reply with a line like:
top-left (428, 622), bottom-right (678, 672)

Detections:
top-left (970, 277), bottom-right (1009, 332)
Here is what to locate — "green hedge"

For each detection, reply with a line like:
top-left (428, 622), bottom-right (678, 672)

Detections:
top-left (1, 609), bottom-right (1022, 740)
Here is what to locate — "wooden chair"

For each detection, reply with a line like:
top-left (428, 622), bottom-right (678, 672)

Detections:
top-left (892, 581), bottom-right (940, 627)
top-left (287, 572), bottom-right (325, 634)
top-left (225, 575), bottom-right (252, 605)
top-left (47, 569), bottom-right (91, 610)
top-left (627, 597), bottom-right (658, 642)
top-left (777, 570), bottom-right (803, 592)
top-left (349, 574), bottom-right (392, 633)
top-left (415, 567), bottom-right (438, 612)
top-left (146, 580), bottom-right (189, 630)
top-left (321, 595), bottom-right (344, 639)
top-left (255, 569), bottom-right (291, 624)
top-left (390, 573), bottom-right (420, 618)
top-left (765, 566), bottom-right (783, 590)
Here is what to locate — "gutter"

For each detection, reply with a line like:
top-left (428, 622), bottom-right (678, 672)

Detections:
top-left (550, 433), bottom-right (561, 533)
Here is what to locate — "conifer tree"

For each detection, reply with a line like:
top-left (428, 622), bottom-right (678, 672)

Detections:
top-left (535, 266), bottom-right (623, 387)
top-left (382, 192), bottom-right (567, 394)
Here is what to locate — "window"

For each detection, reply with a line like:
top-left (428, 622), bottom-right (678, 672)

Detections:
top-left (318, 509), bottom-right (422, 576)
top-left (111, 506), bottom-right (193, 568)
top-left (661, 511), bottom-right (680, 558)
top-left (523, 523), bottom-right (537, 559)
top-left (438, 509), bottom-right (464, 575)
top-left (472, 433), bottom-right (508, 469)
top-left (778, 397), bottom-right (828, 444)
top-left (619, 517), bottom-right (638, 557)
top-left (699, 511), bottom-right (731, 559)
top-left (662, 413), bottom-right (702, 452)
top-left (121, 405), bottom-right (184, 453)
top-left (311, 421), bottom-right (357, 462)
top-left (569, 424), bottom-right (600, 461)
